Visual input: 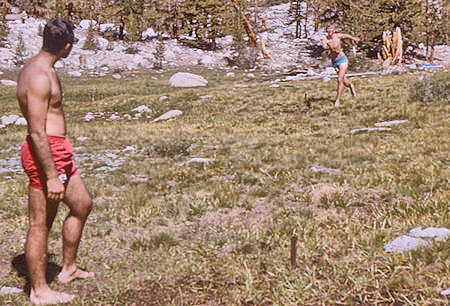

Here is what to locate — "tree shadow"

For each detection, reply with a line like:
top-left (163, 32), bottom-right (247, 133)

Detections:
top-left (11, 253), bottom-right (61, 295)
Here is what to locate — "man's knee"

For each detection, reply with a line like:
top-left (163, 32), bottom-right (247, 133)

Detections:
top-left (337, 76), bottom-right (345, 83)
top-left (80, 197), bottom-right (93, 218)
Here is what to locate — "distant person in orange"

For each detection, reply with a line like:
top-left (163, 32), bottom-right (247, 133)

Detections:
top-left (322, 24), bottom-right (360, 107)
top-left (16, 18), bottom-right (93, 305)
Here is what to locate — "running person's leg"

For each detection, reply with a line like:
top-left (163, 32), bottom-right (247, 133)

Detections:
top-left (335, 62), bottom-right (348, 107)
top-left (57, 173), bottom-right (94, 283)
top-left (27, 187), bottom-right (76, 305)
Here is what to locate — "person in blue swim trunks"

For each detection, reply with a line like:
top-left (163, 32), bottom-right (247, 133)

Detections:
top-left (322, 24), bottom-right (360, 107)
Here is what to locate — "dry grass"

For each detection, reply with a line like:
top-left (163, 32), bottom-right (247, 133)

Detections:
top-left (0, 69), bottom-right (449, 305)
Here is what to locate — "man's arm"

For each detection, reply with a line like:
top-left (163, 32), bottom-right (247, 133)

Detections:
top-left (26, 73), bottom-right (65, 200)
top-left (322, 38), bottom-right (330, 49)
top-left (338, 33), bottom-right (360, 44)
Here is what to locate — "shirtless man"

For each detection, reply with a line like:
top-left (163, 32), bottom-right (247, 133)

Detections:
top-left (322, 24), bottom-right (360, 107)
top-left (16, 18), bottom-right (94, 305)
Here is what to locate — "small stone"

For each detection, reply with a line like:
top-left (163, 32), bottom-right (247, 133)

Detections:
top-left (132, 105), bottom-right (152, 113)
top-left (200, 95), bottom-right (213, 99)
top-left (0, 286), bottom-right (22, 295)
top-left (153, 110), bottom-right (182, 122)
top-left (384, 235), bottom-right (431, 253)
top-left (168, 72), bottom-right (208, 87)
top-left (68, 71), bottom-right (82, 77)
top-left (176, 157), bottom-right (213, 166)
top-left (271, 84), bottom-right (280, 88)
top-left (441, 288), bottom-right (450, 296)
top-left (109, 114), bottom-right (120, 121)
top-left (159, 96), bottom-right (168, 102)
top-left (322, 76), bottom-right (331, 82)
top-left (112, 73), bottom-right (122, 80)
top-left (15, 117), bottom-right (27, 126)
top-left (374, 120), bottom-right (408, 127)
top-left (0, 79), bottom-right (17, 86)
top-left (76, 136), bottom-right (88, 141)
top-left (408, 227), bottom-right (450, 242)
top-left (1, 115), bottom-right (19, 125)
top-left (226, 72), bottom-right (235, 77)
top-left (84, 114), bottom-right (95, 121)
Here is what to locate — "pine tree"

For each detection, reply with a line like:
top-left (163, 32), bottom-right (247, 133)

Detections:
top-left (53, 0), bottom-right (65, 18)
top-left (0, 2), bottom-right (8, 43)
top-left (82, 21), bottom-right (99, 50)
top-left (153, 34), bottom-right (165, 69)
top-left (14, 32), bottom-right (26, 67)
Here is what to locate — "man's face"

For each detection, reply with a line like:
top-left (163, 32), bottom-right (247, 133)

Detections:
top-left (326, 26), bottom-right (335, 36)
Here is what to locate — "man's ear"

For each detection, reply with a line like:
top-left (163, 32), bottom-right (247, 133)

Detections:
top-left (64, 42), bottom-right (72, 51)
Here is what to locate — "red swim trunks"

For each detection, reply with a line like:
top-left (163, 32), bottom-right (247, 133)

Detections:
top-left (21, 134), bottom-right (78, 190)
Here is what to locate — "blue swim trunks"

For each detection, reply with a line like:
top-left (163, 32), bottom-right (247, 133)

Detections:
top-left (332, 55), bottom-right (349, 68)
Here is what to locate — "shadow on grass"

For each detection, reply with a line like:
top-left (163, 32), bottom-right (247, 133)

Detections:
top-left (11, 253), bottom-right (61, 295)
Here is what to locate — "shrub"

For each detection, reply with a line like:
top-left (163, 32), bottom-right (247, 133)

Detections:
top-left (408, 72), bottom-right (450, 103)
top-left (152, 35), bottom-right (165, 69)
top-left (124, 44), bottom-right (140, 54)
top-left (14, 33), bottom-right (26, 67)
top-left (82, 22), bottom-right (99, 51)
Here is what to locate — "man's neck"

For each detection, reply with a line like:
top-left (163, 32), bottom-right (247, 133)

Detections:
top-left (36, 50), bottom-right (60, 68)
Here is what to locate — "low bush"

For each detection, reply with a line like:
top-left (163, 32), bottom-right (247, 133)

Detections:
top-left (408, 72), bottom-right (450, 103)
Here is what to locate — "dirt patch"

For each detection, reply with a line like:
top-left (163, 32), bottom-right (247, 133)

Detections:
top-left (196, 198), bottom-right (274, 232)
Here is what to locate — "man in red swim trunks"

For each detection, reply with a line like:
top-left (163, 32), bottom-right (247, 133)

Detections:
top-left (322, 23), bottom-right (360, 107)
top-left (16, 18), bottom-right (93, 305)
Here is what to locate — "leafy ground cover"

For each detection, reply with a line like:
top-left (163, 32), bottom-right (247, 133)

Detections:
top-left (0, 69), bottom-right (448, 305)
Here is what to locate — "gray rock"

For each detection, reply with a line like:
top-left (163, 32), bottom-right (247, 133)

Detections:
top-left (112, 73), bottom-right (122, 80)
top-left (323, 67), bottom-right (336, 75)
top-left (153, 110), bottom-right (183, 122)
top-left (168, 72), bottom-right (208, 87)
top-left (159, 96), bottom-right (168, 102)
top-left (15, 117), bottom-right (27, 126)
top-left (0, 286), bottom-right (22, 295)
top-left (310, 165), bottom-right (341, 174)
top-left (176, 157), bottom-right (213, 166)
top-left (2, 114), bottom-right (20, 125)
top-left (79, 19), bottom-right (97, 30)
top-left (441, 288), bottom-right (450, 296)
top-left (84, 113), bottom-right (95, 121)
top-left (322, 76), bottom-right (331, 82)
top-left (76, 136), bottom-right (89, 141)
top-left (68, 71), bottom-right (82, 77)
top-left (408, 227), bottom-right (450, 242)
top-left (226, 72), bottom-right (235, 77)
top-left (384, 235), bottom-right (431, 253)
top-left (0, 79), bottom-right (17, 86)
top-left (132, 105), bottom-right (152, 113)
top-left (200, 95), bottom-right (213, 99)
top-left (374, 120), bottom-right (408, 127)
top-left (108, 114), bottom-right (120, 121)
top-left (271, 84), bottom-right (281, 88)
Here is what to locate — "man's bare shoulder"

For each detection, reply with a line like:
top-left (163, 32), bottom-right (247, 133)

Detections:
top-left (18, 60), bottom-right (51, 92)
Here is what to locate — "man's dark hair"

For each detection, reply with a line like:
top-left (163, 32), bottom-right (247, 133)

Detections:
top-left (43, 18), bottom-right (75, 54)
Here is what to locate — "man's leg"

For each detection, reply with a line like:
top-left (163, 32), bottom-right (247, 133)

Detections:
top-left (57, 173), bottom-right (94, 283)
top-left (26, 187), bottom-right (76, 305)
top-left (335, 62), bottom-right (349, 107)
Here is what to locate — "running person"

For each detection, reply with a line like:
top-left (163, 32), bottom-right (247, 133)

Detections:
top-left (16, 18), bottom-right (94, 305)
top-left (322, 24), bottom-right (360, 107)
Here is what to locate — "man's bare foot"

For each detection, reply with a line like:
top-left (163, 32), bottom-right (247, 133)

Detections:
top-left (334, 100), bottom-right (341, 107)
top-left (350, 83), bottom-right (357, 97)
top-left (58, 266), bottom-right (94, 284)
top-left (30, 288), bottom-right (75, 305)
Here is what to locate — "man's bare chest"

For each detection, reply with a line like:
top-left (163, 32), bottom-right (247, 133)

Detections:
top-left (49, 75), bottom-right (62, 107)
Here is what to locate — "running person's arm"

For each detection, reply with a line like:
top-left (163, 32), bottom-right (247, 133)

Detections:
top-left (26, 73), bottom-right (65, 200)
top-left (338, 33), bottom-right (360, 44)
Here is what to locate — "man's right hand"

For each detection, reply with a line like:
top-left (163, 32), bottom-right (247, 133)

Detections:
top-left (46, 177), bottom-right (65, 201)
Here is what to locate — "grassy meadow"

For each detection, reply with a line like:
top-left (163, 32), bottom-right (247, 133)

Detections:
top-left (0, 69), bottom-right (448, 305)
